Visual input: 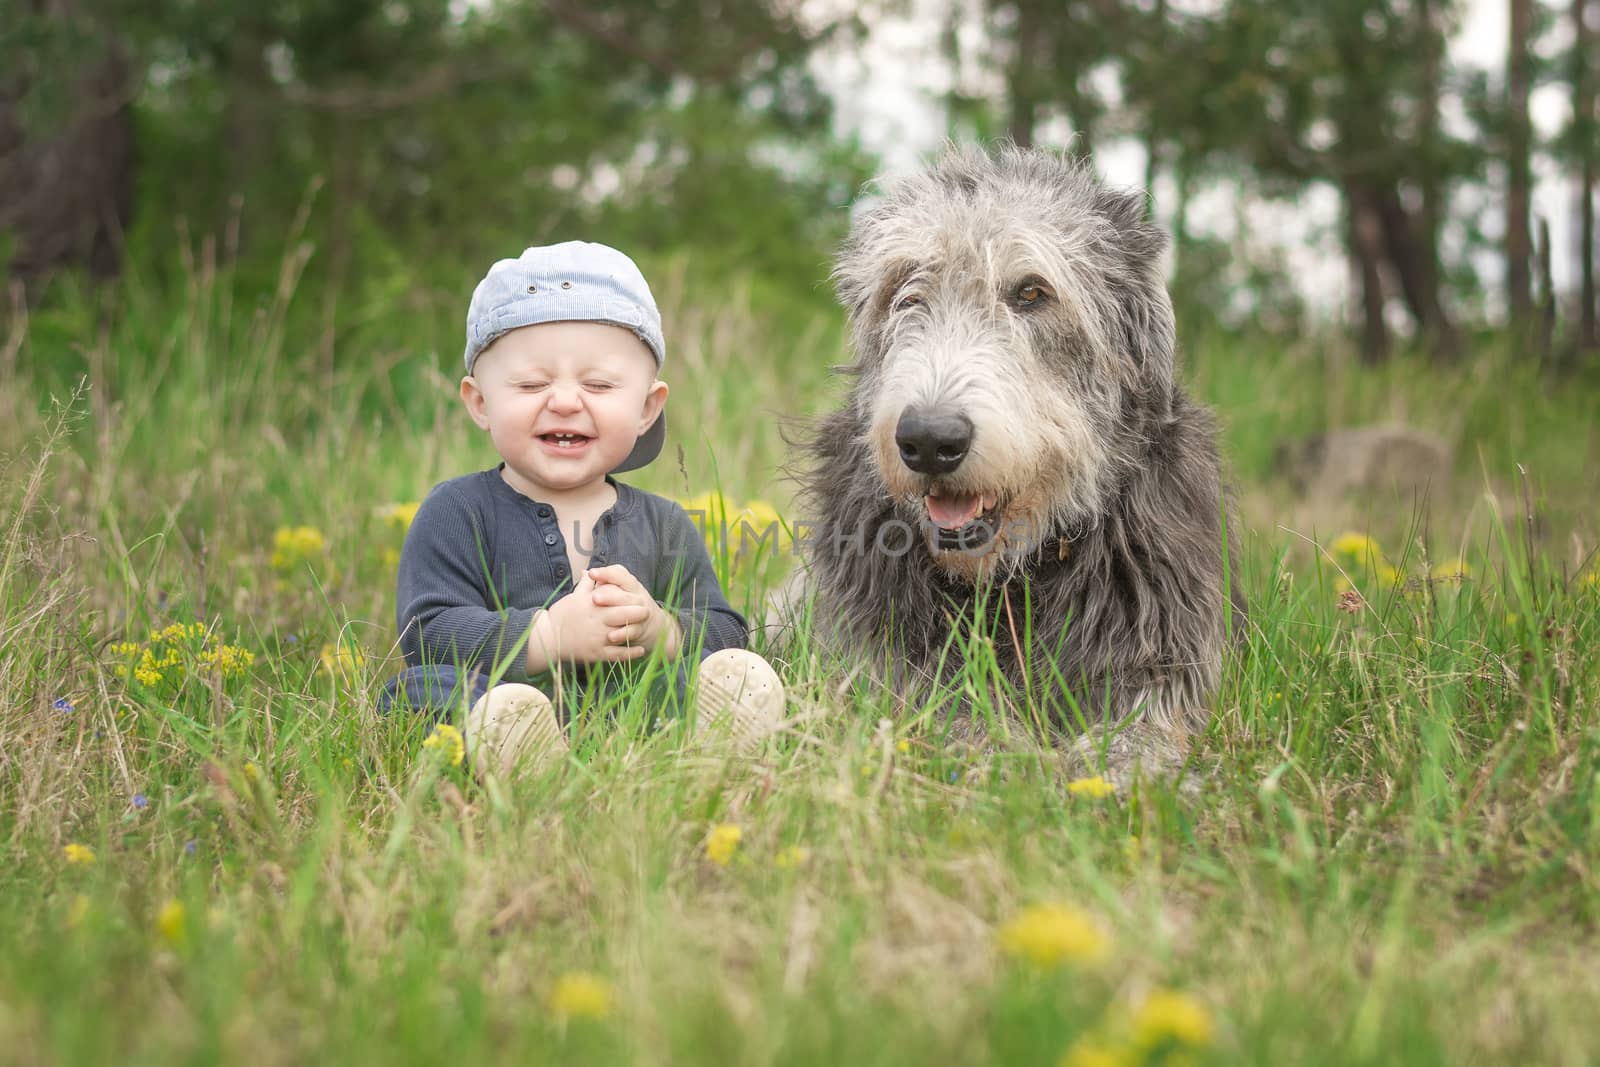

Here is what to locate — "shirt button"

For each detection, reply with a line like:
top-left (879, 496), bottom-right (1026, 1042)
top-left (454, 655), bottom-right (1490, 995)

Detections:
top-left (537, 505), bottom-right (552, 519)
top-left (544, 533), bottom-right (558, 546)
top-left (554, 565), bottom-right (568, 579)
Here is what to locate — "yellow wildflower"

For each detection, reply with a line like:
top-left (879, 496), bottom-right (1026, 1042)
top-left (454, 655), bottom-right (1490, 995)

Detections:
top-left (423, 723), bottom-right (466, 767)
top-left (1059, 1037), bottom-right (1131, 1067)
top-left (381, 547), bottom-right (401, 569)
top-left (109, 641), bottom-right (142, 659)
top-left (150, 622), bottom-right (207, 644)
top-left (548, 971), bottom-right (613, 1020)
top-left (320, 641), bottom-right (367, 679)
top-left (378, 501), bottom-right (421, 532)
top-left (1330, 532), bottom-right (1383, 565)
top-left (1068, 775), bottom-right (1115, 800)
top-left (196, 643), bottom-right (255, 677)
top-left (730, 498), bottom-right (789, 559)
top-left (896, 738), bottom-right (911, 755)
top-left (676, 492), bottom-right (792, 574)
top-left (774, 845), bottom-right (811, 869)
top-left (63, 842), bottom-right (96, 866)
top-left (156, 899), bottom-right (187, 947)
top-left (271, 525), bottom-right (328, 571)
top-left (133, 665), bottom-right (164, 686)
top-left (1131, 989), bottom-right (1214, 1050)
top-left (1377, 563), bottom-right (1404, 589)
top-left (997, 903), bottom-right (1109, 967)
top-left (705, 823), bottom-right (742, 866)
top-left (243, 762), bottom-right (260, 783)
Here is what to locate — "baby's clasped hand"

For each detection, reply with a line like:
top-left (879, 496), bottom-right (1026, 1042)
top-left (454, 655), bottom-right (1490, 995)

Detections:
top-left (588, 564), bottom-right (681, 657)
top-left (531, 571), bottom-right (644, 666)
top-left (528, 566), bottom-right (681, 668)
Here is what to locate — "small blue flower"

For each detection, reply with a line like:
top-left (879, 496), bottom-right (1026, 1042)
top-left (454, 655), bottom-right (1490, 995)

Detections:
top-left (286, 633), bottom-right (299, 645)
top-left (132, 793), bottom-right (149, 810)
top-left (948, 769), bottom-right (959, 783)
top-left (54, 697), bottom-right (73, 712)
top-left (184, 840), bottom-right (197, 856)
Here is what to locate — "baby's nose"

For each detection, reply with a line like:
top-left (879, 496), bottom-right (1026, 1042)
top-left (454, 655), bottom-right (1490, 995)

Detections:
top-left (548, 382), bottom-right (584, 409)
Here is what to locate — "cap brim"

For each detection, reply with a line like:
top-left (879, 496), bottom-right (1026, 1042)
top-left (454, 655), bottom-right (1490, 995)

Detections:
top-left (610, 411), bottom-right (665, 473)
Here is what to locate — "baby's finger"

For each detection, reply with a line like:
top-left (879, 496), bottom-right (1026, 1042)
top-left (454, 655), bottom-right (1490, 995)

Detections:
top-left (590, 584), bottom-right (630, 606)
top-left (602, 642), bottom-right (647, 661)
top-left (607, 624), bottom-right (644, 645)
top-left (586, 564), bottom-right (637, 587)
top-left (597, 604), bottom-right (650, 627)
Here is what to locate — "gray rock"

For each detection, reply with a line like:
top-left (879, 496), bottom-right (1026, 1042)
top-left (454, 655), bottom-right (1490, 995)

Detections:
top-left (1274, 424), bottom-right (1452, 502)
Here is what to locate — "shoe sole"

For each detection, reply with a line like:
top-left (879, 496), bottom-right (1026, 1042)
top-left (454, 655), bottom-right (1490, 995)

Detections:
top-left (465, 683), bottom-right (567, 778)
top-left (695, 649), bottom-right (785, 753)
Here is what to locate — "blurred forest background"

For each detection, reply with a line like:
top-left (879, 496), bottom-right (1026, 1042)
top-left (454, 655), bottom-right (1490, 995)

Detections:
top-left (3, 0), bottom-right (1597, 399)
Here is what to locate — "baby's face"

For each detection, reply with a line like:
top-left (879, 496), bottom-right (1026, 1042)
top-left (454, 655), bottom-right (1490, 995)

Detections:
top-left (462, 321), bottom-right (666, 500)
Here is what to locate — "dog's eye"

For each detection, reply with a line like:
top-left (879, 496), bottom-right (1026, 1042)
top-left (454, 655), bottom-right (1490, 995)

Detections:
top-left (1013, 282), bottom-right (1049, 306)
top-left (893, 293), bottom-right (922, 312)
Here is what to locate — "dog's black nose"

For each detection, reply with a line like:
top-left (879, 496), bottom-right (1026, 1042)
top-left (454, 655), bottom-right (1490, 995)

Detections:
top-left (896, 406), bottom-right (974, 475)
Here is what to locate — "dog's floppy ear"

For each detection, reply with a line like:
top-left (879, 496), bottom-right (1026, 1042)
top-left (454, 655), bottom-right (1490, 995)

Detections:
top-left (833, 210), bottom-right (916, 324)
top-left (831, 225), bottom-right (878, 324)
top-left (1092, 184), bottom-right (1178, 400)
top-left (1097, 185), bottom-right (1170, 267)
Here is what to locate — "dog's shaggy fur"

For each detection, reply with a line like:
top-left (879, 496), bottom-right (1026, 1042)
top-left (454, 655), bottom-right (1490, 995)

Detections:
top-left (791, 143), bottom-right (1244, 774)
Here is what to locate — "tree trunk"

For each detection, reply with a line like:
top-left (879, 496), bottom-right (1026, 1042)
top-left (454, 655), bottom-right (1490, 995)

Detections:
top-left (1375, 183), bottom-right (1462, 363)
top-left (1141, 0), bottom-right (1167, 219)
top-left (1064, 80), bottom-right (1096, 165)
top-left (220, 25), bottom-right (273, 247)
top-left (1534, 213), bottom-right (1556, 361)
top-left (0, 3), bottom-right (136, 301)
top-left (1345, 179), bottom-right (1391, 365)
top-left (1578, 0), bottom-right (1598, 351)
top-left (1507, 0), bottom-right (1534, 323)
top-left (1006, 1), bottom-right (1037, 149)
top-left (1172, 150), bottom-right (1192, 270)
top-left (1417, 0), bottom-right (1443, 322)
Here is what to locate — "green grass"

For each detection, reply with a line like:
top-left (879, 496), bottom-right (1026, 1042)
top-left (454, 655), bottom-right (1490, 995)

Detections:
top-left (3, 250), bottom-right (1600, 1066)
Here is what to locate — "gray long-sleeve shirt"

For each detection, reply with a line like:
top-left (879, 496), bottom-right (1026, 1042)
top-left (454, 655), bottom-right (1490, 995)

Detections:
top-left (396, 465), bottom-right (748, 684)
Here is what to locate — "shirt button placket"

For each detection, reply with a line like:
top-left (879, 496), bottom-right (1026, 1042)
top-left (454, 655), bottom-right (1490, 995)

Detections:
top-left (536, 504), bottom-right (568, 585)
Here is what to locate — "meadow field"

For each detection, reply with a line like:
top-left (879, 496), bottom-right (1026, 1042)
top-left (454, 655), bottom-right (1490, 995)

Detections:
top-left (3, 248), bottom-right (1600, 1066)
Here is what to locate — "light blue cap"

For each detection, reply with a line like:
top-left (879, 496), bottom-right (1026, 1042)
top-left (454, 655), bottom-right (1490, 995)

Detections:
top-left (464, 241), bottom-right (666, 472)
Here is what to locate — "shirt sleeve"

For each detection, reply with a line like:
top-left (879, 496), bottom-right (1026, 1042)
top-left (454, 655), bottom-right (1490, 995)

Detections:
top-left (647, 500), bottom-right (750, 658)
top-left (395, 483), bottom-right (538, 681)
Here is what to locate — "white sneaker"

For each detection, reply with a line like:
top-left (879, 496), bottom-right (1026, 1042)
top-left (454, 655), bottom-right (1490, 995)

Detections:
top-left (694, 649), bottom-right (785, 754)
top-left (464, 683), bottom-right (567, 778)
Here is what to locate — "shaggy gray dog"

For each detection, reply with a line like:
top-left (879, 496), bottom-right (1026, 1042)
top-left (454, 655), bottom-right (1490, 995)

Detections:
top-left (789, 143), bottom-right (1244, 775)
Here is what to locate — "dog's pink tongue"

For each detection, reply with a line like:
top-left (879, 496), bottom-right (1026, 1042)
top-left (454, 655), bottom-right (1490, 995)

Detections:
top-left (926, 493), bottom-right (982, 529)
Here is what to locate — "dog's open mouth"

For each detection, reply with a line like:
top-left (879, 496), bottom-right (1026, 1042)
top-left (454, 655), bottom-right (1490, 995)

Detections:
top-left (924, 490), bottom-right (1001, 550)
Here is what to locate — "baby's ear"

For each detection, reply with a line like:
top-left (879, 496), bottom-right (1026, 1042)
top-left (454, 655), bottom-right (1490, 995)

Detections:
top-left (460, 376), bottom-right (491, 428)
top-left (640, 378), bottom-right (669, 430)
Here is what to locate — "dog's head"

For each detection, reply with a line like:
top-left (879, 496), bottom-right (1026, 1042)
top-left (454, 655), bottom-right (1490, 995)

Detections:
top-left (830, 143), bottom-right (1178, 579)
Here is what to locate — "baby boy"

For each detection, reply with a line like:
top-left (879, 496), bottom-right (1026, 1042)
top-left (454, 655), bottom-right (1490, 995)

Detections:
top-left (381, 241), bottom-right (784, 774)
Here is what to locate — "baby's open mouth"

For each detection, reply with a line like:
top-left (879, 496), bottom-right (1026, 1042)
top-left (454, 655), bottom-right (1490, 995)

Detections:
top-left (924, 490), bottom-right (1001, 550)
top-left (540, 432), bottom-right (593, 450)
